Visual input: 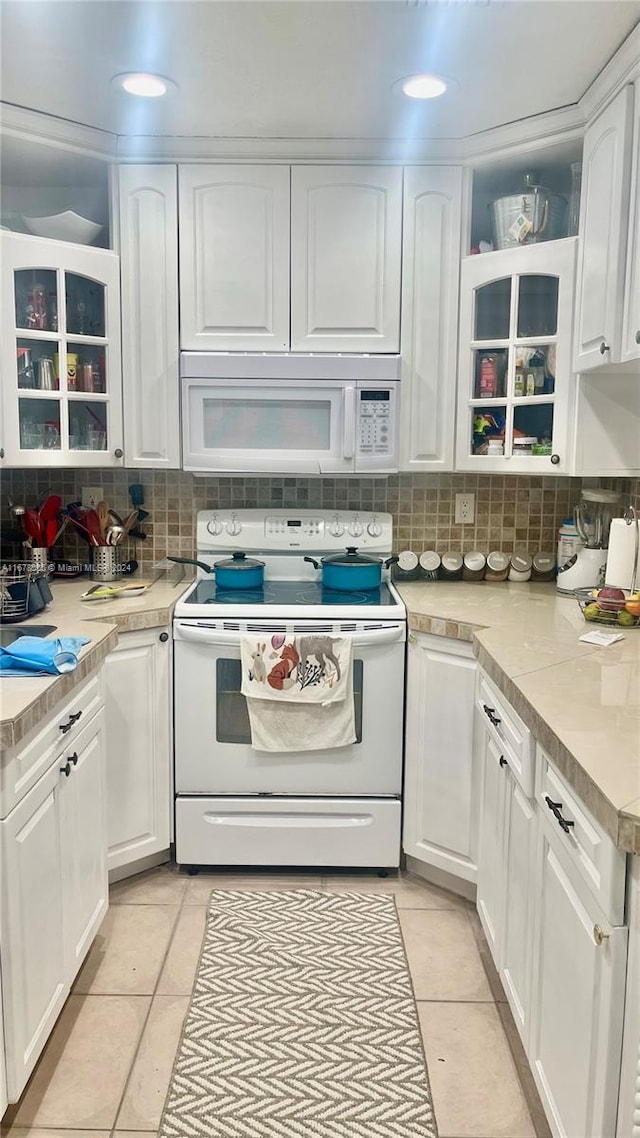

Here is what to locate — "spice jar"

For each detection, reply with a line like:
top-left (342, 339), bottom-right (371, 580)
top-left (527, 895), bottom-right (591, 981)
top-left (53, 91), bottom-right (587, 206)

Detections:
top-left (462, 551), bottom-right (487, 581)
top-left (508, 552), bottom-right (533, 582)
top-left (531, 552), bottom-right (556, 582)
top-left (419, 551), bottom-right (441, 581)
top-left (392, 551), bottom-right (420, 582)
top-left (485, 551), bottom-right (510, 582)
top-left (440, 552), bottom-right (464, 581)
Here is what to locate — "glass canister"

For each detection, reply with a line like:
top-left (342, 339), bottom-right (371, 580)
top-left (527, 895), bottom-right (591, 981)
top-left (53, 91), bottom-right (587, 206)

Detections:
top-left (485, 551), bottom-right (510, 582)
top-left (532, 552), bottom-right (556, 582)
top-left (419, 551), bottom-right (441, 581)
top-left (508, 552), bottom-right (533, 582)
top-left (440, 552), bottom-right (463, 581)
top-left (392, 551), bottom-right (420, 582)
top-left (462, 551), bottom-right (487, 581)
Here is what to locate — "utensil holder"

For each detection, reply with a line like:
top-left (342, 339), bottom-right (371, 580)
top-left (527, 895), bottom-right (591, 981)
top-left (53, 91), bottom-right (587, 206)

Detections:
top-left (29, 547), bottom-right (50, 576)
top-left (90, 547), bottom-right (121, 582)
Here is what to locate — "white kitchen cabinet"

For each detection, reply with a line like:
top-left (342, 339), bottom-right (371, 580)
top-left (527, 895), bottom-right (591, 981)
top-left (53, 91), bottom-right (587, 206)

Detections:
top-left (0, 231), bottom-right (123, 468)
top-left (290, 166), bottom-right (402, 353)
top-left (402, 632), bottom-right (478, 883)
top-left (616, 855), bottom-right (640, 1138)
top-left (573, 84), bottom-right (635, 371)
top-left (530, 816), bottom-right (627, 1138)
top-left (0, 706), bottom-right (107, 1101)
top-left (476, 728), bottom-right (536, 1046)
top-left (103, 627), bottom-right (172, 875)
top-left (400, 167), bottom-right (463, 471)
top-left (455, 238), bottom-right (577, 473)
top-left (179, 164), bottom-right (290, 352)
top-left (0, 960), bottom-right (7, 1121)
top-left (118, 165), bottom-right (180, 468)
top-left (621, 80), bottom-right (640, 365)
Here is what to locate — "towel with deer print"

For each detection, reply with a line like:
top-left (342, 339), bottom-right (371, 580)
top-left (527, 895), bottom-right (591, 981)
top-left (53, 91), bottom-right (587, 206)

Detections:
top-left (240, 634), bottom-right (356, 751)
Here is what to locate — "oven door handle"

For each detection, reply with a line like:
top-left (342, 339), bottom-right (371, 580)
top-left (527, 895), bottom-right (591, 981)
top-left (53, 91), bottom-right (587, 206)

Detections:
top-left (173, 623), bottom-right (405, 647)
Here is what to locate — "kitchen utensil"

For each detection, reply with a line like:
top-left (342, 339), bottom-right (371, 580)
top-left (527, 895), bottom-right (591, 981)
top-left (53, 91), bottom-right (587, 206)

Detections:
top-left (17, 347), bottom-right (36, 388)
top-left (490, 172), bottom-right (568, 249)
top-left (303, 548), bottom-right (398, 592)
top-left (167, 553), bottom-right (266, 590)
top-left (84, 508), bottom-right (105, 546)
top-left (122, 509), bottom-right (139, 534)
top-left (39, 493), bottom-right (61, 526)
top-left (37, 358), bottom-right (56, 390)
top-left (128, 483), bottom-right (145, 507)
top-left (106, 524), bottom-right (126, 546)
top-left (8, 498), bottom-right (26, 520)
top-left (28, 547), bottom-right (49, 575)
top-left (22, 508), bottom-right (42, 546)
top-left (96, 500), bottom-right (110, 538)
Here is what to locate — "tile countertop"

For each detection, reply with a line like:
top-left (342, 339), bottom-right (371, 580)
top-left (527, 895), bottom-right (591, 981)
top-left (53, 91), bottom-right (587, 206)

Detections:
top-left (0, 576), bottom-right (189, 750)
top-left (395, 580), bottom-right (640, 855)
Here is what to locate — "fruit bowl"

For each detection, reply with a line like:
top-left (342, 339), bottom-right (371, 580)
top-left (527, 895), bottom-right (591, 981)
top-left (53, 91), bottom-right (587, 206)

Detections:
top-left (576, 587), bottom-right (640, 629)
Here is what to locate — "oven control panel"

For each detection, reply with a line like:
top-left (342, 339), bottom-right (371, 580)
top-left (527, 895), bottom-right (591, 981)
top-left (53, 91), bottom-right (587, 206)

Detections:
top-left (196, 509), bottom-right (394, 552)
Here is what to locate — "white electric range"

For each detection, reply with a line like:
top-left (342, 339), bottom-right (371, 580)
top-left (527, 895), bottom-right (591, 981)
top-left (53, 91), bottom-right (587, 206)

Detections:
top-left (172, 509), bottom-right (406, 869)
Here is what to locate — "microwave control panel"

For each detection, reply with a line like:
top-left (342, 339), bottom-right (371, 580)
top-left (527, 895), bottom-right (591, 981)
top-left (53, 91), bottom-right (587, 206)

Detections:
top-left (358, 389), bottom-right (393, 454)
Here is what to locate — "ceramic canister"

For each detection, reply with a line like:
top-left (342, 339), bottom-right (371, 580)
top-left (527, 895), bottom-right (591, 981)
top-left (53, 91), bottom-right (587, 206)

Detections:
top-left (462, 551), bottom-right (487, 581)
top-left (485, 551), bottom-right (510, 581)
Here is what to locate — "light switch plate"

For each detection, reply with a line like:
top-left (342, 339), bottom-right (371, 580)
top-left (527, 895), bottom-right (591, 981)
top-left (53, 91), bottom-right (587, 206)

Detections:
top-left (455, 493), bottom-right (475, 524)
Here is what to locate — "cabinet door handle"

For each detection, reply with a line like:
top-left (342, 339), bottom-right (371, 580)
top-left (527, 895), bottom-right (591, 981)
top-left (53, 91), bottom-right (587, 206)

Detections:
top-left (599, 341), bottom-right (610, 355)
top-left (483, 703), bottom-right (501, 727)
top-left (159, 631), bottom-right (169, 643)
top-left (544, 794), bottom-right (575, 833)
top-left (593, 924), bottom-right (610, 946)
top-left (499, 755), bottom-right (508, 769)
top-left (550, 454), bottom-right (560, 465)
top-left (59, 710), bottom-right (82, 734)
top-left (635, 330), bottom-right (640, 346)
top-left (60, 761), bottom-right (72, 778)
top-left (68, 752), bottom-right (78, 766)
top-left (114, 448), bottom-right (123, 459)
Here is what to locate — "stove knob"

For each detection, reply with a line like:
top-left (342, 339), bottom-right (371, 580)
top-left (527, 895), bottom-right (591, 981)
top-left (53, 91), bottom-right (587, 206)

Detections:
top-left (207, 516), bottom-right (223, 536)
top-left (328, 517), bottom-right (345, 538)
top-left (226, 514), bottom-right (242, 536)
top-left (367, 518), bottom-right (382, 538)
top-left (349, 516), bottom-right (364, 538)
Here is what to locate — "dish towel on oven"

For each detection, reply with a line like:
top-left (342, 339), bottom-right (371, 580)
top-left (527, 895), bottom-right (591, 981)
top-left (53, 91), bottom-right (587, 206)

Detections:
top-left (240, 634), bottom-right (355, 751)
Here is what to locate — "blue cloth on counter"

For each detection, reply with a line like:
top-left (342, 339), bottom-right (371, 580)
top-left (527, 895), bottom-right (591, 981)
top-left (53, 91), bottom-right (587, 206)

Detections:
top-left (0, 636), bottom-right (90, 676)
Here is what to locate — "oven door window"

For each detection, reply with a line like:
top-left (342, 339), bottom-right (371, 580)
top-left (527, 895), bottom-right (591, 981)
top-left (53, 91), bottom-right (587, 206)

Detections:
top-left (216, 658), bottom-right (363, 745)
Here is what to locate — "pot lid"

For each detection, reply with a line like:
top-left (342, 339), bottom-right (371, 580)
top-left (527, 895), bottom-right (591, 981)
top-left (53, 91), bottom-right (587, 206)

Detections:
top-left (214, 552), bottom-right (265, 571)
top-left (322, 547), bottom-right (382, 567)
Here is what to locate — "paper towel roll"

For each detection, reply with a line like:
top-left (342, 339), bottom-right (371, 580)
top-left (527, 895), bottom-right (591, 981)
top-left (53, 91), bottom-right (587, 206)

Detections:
top-left (605, 518), bottom-right (640, 590)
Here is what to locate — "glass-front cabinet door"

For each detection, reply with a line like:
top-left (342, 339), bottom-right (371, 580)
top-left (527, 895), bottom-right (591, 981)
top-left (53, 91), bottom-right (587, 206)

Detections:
top-left (1, 233), bottom-right (123, 467)
top-left (455, 238), bottom-right (578, 473)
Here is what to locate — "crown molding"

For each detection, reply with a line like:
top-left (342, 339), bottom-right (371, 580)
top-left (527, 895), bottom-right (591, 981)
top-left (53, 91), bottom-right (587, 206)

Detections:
top-left (460, 104), bottom-right (585, 164)
top-left (0, 102), bottom-right (116, 160)
top-left (580, 21), bottom-right (640, 123)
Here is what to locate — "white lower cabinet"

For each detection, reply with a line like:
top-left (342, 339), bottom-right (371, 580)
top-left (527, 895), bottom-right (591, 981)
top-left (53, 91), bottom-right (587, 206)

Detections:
top-left (530, 819), bottom-right (627, 1138)
top-left (0, 704), bottom-right (107, 1101)
top-left (477, 730), bottom-right (536, 1046)
top-left (403, 633), bottom-right (478, 882)
top-left (103, 627), bottom-right (172, 874)
top-left (0, 960), bottom-right (7, 1119)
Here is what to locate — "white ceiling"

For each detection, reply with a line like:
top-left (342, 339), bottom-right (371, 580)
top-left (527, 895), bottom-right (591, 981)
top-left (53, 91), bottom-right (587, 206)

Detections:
top-left (0, 0), bottom-right (638, 143)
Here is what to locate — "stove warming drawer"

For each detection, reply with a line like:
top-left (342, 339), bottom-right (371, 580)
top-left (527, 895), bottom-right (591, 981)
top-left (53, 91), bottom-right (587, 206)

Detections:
top-left (176, 796), bottom-right (401, 868)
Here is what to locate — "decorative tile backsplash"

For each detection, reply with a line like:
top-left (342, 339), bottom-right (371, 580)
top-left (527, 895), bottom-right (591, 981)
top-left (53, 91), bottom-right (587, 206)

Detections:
top-left (2, 469), bottom-right (638, 572)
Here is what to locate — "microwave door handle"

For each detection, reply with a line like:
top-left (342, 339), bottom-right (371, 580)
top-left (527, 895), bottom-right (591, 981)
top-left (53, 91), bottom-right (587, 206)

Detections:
top-left (342, 386), bottom-right (356, 461)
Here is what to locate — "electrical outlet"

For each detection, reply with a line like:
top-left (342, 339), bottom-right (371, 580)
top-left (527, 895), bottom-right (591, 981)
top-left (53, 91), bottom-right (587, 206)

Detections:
top-left (455, 493), bottom-right (475, 524)
top-left (81, 486), bottom-right (103, 508)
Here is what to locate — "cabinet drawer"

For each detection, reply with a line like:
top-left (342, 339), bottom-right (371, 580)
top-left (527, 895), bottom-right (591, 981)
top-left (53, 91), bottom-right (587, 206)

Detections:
top-left (537, 746), bottom-right (626, 925)
top-left (476, 672), bottom-right (534, 797)
top-left (0, 673), bottom-right (102, 818)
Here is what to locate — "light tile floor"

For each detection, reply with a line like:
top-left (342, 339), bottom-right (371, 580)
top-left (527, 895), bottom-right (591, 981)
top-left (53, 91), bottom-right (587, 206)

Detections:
top-left (1, 865), bottom-right (551, 1138)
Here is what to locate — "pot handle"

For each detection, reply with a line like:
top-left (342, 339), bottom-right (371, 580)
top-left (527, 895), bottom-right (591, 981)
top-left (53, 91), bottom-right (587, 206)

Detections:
top-left (167, 555), bottom-right (214, 575)
top-left (303, 556), bottom-right (320, 570)
top-left (383, 556), bottom-right (400, 568)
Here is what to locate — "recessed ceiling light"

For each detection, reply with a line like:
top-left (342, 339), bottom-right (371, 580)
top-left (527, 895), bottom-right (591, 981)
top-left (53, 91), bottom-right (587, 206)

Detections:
top-left (396, 73), bottom-right (448, 99)
top-left (112, 72), bottom-right (177, 98)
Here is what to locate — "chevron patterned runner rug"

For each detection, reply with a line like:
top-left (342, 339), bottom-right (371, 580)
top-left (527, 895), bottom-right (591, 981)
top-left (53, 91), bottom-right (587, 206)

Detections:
top-left (158, 889), bottom-right (438, 1138)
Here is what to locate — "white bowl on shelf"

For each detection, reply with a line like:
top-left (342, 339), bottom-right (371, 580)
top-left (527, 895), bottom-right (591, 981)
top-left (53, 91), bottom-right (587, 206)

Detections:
top-left (22, 211), bottom-right (103, 245)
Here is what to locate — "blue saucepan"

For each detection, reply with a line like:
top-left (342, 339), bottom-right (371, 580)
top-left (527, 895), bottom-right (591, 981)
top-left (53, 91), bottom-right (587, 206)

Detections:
top-left (304, 548), bottom-right (398, 592)
top-left (167, 552), bottom-right (265, 589)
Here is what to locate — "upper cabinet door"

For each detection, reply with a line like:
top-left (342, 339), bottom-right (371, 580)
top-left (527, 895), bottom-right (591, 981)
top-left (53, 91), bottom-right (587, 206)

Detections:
top-left (400, 167), bottom-right (463, 470)
top-left (290, 166), bottom-right (402, 353)
top-left (179, 165), bottom-right (290, 352)
top-left (119, 165), bottom-right (180, 468)
top-left (621, 80), bottom-right (640, 364)
top-left (573, 85), bottom-right (634, 371)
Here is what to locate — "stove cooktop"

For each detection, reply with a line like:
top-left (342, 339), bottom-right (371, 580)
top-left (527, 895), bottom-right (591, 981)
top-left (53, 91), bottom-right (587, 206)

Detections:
top-left (183, 580), bottom-right (399, 608)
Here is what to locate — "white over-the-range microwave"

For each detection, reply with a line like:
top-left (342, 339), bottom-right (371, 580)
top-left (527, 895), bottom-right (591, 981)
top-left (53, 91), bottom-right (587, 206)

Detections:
top-left (181, 353), bottom-right (400, 475)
